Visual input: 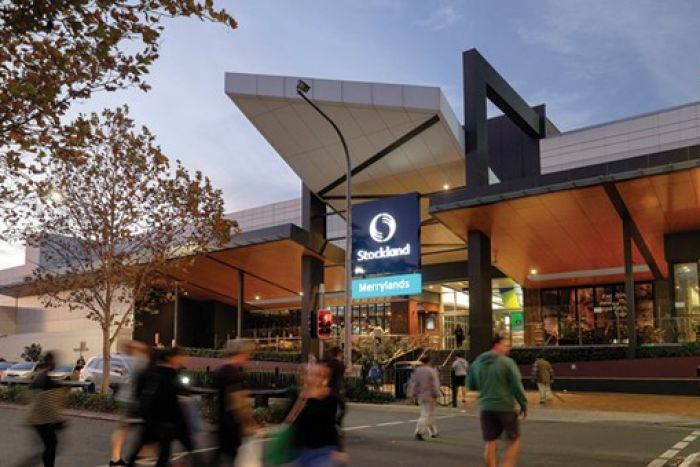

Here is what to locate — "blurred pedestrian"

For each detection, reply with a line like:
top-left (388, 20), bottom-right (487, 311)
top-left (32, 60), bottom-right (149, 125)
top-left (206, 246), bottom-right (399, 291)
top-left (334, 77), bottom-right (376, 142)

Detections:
top-left (469, 336), bottom-right (527, 467)
top-left (407, 355), bottom-right (440, 441)
top-left (126, 347), bottom-right (196, 467)
top-left (532, 354), bottom-right (554, 405)
top-left (451, 352), bottom-right (469, 407)
top-left (19, 351), bottom-right (67, 467)
top-left (323, 347), bottom-right (346, 432)
top-left (108, 340), bottom-right (149, 466)
top-left (368, 362), bottom-right (383, 390)
top-left (454, 324), bottom-right (465, 349)
top-left (372, 326), bottom-right (384, 345)
top-left (209, 340), bottom-right (256, 466)
top-left (293, 363), bottom-right (347, 466)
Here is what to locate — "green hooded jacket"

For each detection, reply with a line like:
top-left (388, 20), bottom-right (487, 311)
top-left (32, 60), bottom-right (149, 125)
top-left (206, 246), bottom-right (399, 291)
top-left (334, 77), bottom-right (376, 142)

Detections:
top-left (468, 351), bottom-right (527, 413)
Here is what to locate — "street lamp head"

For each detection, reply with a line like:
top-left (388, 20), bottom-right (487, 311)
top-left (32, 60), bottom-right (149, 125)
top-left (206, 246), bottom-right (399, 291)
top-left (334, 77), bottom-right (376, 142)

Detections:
top-left (297, 79), bottom-right (311, 95)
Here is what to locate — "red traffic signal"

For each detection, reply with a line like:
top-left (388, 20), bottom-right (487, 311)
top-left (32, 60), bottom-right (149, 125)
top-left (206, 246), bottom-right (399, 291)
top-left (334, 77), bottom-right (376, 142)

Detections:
top-left (317, 309), bottom-right (333, 340)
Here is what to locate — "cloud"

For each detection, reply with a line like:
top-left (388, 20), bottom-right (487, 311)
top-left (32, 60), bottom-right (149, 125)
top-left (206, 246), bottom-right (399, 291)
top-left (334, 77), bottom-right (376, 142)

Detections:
top-left (416, 2), bottom-right (463, 31)
top-left (515, 0), bottom-right (700, 103)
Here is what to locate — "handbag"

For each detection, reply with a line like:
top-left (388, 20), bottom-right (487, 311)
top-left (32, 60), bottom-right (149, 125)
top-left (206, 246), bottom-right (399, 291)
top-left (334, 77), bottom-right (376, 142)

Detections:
top-left (264, 395), bottom-right (306, 466)
top-left (234, 437), bottom-right (263, 467)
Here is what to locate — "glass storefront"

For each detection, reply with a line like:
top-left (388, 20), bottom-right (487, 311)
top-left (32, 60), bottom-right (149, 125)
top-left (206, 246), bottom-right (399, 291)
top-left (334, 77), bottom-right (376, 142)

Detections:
top-left (440, 287), bottom-right (468, 349)
top-left (534, 282), bottom-right (656, 345)
top-left (673, 262), bottom-right (700, 342)
top-left (328, 302), bottom-right (392, 335)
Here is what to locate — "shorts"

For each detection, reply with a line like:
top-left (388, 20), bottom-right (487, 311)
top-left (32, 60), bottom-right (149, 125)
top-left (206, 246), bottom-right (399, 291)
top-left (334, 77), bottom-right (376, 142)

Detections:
top-left (480, 411), bottom-right (520, 441)
top-left (453, 375), bottom-right (466, 387)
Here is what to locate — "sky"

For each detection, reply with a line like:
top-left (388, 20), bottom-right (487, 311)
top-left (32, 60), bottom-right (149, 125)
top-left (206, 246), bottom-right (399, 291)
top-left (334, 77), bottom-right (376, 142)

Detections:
top-left (2, 0), bottom-right (699, 268)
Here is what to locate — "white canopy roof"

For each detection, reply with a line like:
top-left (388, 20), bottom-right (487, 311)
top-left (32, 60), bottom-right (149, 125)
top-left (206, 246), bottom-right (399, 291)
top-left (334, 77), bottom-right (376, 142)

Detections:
top-left (225, 73), bottom-right (470, 264)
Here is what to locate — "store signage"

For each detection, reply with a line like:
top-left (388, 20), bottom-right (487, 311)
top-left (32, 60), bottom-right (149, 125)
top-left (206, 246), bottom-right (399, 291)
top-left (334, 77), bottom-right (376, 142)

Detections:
top-left (352, 273), bottom-right (422, 299)
top-left (352, 193), bottom-right (421, 276)
top-left (511, 312), bottom-right (525, 332)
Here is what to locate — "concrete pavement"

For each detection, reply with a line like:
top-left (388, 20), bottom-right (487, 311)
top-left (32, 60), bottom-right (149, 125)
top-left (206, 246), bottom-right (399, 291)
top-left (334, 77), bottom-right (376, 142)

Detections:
top-left (3, 400), bottom-right (700, 466)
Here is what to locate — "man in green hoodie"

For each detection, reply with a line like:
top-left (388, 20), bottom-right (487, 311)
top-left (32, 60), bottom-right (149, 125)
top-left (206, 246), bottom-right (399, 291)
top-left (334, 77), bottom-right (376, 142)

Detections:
top-left (468, 336), bottom-right (527, 467)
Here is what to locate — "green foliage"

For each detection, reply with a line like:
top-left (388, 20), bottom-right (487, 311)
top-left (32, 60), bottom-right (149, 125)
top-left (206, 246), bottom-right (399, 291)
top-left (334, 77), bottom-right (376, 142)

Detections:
top-left (345, 377), bottom-right (395, 404)
top-left (509, 344), bottom-right (700, 364)
top-left (0, 384), bottom-right (30, 403)
top-left (66, 391), bottom-right (118, 413)
top-left (21, 343), bottom-right (43, 362)
top-left (181, 347), bottom-right (301, 363)
top-left (252, 403), bottom-right (291, 425)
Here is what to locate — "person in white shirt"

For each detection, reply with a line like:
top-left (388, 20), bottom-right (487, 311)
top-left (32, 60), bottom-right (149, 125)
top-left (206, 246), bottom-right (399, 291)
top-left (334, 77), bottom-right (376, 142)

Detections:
top-left (451, 352), bottom-right (469, 407)
top-left (407, 355), bottom-right (440, 440)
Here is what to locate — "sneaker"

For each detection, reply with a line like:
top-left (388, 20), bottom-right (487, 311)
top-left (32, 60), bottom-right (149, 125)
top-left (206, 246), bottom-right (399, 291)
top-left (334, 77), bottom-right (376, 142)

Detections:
top-left (414, 433), bottom-right (425, 441)
top-left (109, 460), bottom-right (127, 466)
top-left (431, 432), bottom-right (439, 438)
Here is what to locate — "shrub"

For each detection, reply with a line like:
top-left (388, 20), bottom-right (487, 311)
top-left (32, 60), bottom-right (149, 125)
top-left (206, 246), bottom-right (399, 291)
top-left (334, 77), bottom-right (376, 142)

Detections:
top-left (0, 384), bottom-right (29, 403)
top-left (509, 344), bottom-right (700, 364)
top-left (252, 403), bottom-right (291, 425)
top-left (181, 347), bottom-right (301, 363)
top-left (66, 391), bottom-right (117, 413)
top-left (21, 343), bottom-right (43, 362)
top-left (179, 370), bottom-right (299, 390)
top-left (345, 377), bottom-right (395, 404)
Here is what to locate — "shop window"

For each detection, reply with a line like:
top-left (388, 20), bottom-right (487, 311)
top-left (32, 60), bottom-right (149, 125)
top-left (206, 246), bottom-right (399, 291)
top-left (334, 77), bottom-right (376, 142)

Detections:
top-left (674, 262), bottom-right (700, 343)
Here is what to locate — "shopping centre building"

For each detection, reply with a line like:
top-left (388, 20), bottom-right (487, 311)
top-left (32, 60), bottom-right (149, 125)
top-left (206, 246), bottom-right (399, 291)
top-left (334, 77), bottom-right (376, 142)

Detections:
top-left (1, 49), bottom-right (700, 362)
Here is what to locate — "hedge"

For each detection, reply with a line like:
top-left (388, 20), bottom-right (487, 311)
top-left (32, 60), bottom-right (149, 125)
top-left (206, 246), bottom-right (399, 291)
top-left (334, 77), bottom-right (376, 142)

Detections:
top-left (181, 347), bottom-right (301, 363)
top-left (509, 343), bottom-right (700, 365)
top-left (0, 385), bottom-right (118, 412)
top-left (180, 370), bottom-right (299, 390)
top-left (345, 377), bottom-right (395, 404)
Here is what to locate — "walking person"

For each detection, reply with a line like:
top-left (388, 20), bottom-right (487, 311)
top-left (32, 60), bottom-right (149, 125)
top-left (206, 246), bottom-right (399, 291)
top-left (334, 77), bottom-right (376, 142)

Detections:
top-left (407, 354), bottom-right (440, 441)
top-left (451, 351), bottom-right (469, 408)
top-left (293, 363), bottom-right (347, 466)
top-left (532, 354), bottom-right (554, 405)
top-left (323, 347), bottom-right (347, 432)
top-left (126, 347), bottom-right (197, 467)
top-left (209, 340), bottom-right (256, 466)
top-left (17, 351), bottom-right (67, 467)
top-left (108, 340), bottom-right (150, 466)
top-left (469, 336), bottom-right (527, 467)
top-left (454, 324), bottom-right (465, 349)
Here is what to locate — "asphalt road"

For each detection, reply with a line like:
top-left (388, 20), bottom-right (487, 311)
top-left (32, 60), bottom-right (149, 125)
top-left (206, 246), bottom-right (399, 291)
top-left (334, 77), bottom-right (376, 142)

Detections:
top-left (2, 404), bottom-right (700, 466)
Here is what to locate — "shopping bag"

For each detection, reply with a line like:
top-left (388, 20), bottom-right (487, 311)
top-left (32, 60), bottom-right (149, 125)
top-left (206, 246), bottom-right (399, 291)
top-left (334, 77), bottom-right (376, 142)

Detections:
top-left (263, 423), bottom-right (296, 465)
top-left (234, 438), bottom-right (263, 467)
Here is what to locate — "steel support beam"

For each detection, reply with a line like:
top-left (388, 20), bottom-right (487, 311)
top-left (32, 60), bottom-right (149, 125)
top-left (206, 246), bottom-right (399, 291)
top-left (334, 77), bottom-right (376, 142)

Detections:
top-left (318, 115), bottom-right (440, 197)
top-left (623, 214), bottom-right (637, 358)
top-left (301, 184), bottom-right (325, 362)
top-left (603, 183), bottom-right (664, 280)
top-left (237, 270), bottom-right (244, 339)
top-left (467, 230), bottom-right (492, 360)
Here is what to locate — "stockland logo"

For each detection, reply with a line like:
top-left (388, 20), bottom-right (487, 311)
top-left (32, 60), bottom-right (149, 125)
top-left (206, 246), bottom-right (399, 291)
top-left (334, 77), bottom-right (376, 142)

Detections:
top-left (357, 212), bottom-right (411, 262)
top-left (369, 213), bottom-right (397, 243)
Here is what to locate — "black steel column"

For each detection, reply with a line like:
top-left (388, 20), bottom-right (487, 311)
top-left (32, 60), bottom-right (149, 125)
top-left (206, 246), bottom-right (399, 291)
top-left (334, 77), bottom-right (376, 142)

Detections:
top-left (301, 184), bottom-right (326, 361)
top-left (463, 51), bottom-right (489, 187)
top-left (468, 230), bottom-right (492, 360)
top-left (623, 214), bottom-right (637, 358)
top-left (237, 270), bottom-right (244, 339)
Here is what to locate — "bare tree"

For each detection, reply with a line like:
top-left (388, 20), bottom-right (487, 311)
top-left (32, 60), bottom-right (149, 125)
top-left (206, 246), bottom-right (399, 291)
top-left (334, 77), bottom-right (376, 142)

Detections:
top-left (4, 107), bottom-right (234, 393)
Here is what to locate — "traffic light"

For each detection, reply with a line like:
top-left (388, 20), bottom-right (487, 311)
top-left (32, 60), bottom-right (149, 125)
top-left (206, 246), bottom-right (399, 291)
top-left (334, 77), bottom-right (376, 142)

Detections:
top-left (317, 309), bottom-right (333, 340)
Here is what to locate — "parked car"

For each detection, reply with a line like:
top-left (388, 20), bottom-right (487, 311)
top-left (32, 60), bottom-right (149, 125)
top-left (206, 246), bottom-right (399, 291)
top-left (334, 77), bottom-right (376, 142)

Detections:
top-left (0, 361), bottom-right (17, 380)
top-left (48, 364), bottom-right (79, 382)
top-left (1, 362), bottom-right (39, 385)
top-left (80, 355), bottom-right (139, 392)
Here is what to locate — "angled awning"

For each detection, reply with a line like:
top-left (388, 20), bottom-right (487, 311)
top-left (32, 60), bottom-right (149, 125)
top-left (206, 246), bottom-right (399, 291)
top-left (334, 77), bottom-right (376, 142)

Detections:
top-left (430, 148), bottom-right (700, 288)
top-left (225, 73), bottom-right (470, 265)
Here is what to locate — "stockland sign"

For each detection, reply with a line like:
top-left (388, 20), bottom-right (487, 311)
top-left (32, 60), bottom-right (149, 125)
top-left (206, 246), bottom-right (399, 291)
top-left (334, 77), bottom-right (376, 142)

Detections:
top-left (351, 193), bottom-right (421, 298)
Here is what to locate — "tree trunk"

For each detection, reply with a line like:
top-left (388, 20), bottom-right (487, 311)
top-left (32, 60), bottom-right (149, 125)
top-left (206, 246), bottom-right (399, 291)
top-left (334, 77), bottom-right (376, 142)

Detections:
top-left (100, 326), bottom-right (111, 394)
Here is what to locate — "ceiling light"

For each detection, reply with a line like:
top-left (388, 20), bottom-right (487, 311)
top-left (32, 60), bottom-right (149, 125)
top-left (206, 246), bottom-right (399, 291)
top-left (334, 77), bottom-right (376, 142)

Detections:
top-left (49, 190), bottom-right (63, 203)
top-left (428, 285), bottom-right (433, 289)
top-left (443, 184), bottom-right (450, 190)
top-left (254, 295), bottom-right (260, 300)
top-left (529, 268), bottom-right (538, 275)
top-left (299, 291), bottom-right (304, 296)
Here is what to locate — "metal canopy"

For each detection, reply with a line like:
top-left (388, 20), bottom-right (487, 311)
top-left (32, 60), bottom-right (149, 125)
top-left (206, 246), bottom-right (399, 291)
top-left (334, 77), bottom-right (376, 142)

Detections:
top-left (430, 165), bottom-right (700, 288)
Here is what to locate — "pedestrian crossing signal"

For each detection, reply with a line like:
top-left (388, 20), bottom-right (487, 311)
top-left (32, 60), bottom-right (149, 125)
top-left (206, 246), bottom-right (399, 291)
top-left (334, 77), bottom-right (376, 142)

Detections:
top-left (317, 309), bottom-right (333, 340)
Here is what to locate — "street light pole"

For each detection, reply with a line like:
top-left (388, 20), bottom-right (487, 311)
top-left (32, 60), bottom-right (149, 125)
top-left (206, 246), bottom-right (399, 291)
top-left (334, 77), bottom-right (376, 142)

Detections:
top-left (297, 80), bottom-right (353, 369)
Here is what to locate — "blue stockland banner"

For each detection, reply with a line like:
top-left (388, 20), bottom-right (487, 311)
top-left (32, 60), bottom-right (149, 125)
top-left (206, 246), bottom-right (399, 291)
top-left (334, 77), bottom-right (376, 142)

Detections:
top-left (351, 193), bottom-right (420, 276)
top-left (352, 273), bottom-right (422, 299)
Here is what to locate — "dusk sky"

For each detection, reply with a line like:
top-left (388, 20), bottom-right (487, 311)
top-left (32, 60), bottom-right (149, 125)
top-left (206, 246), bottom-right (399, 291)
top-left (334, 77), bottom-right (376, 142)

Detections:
top-left (2, 0), bottom-right (699, 268)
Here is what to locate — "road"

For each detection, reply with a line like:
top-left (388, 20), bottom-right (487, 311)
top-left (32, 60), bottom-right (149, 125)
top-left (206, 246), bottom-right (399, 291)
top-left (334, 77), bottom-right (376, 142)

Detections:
top-left (2, 404), bottom-right (700, 466)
